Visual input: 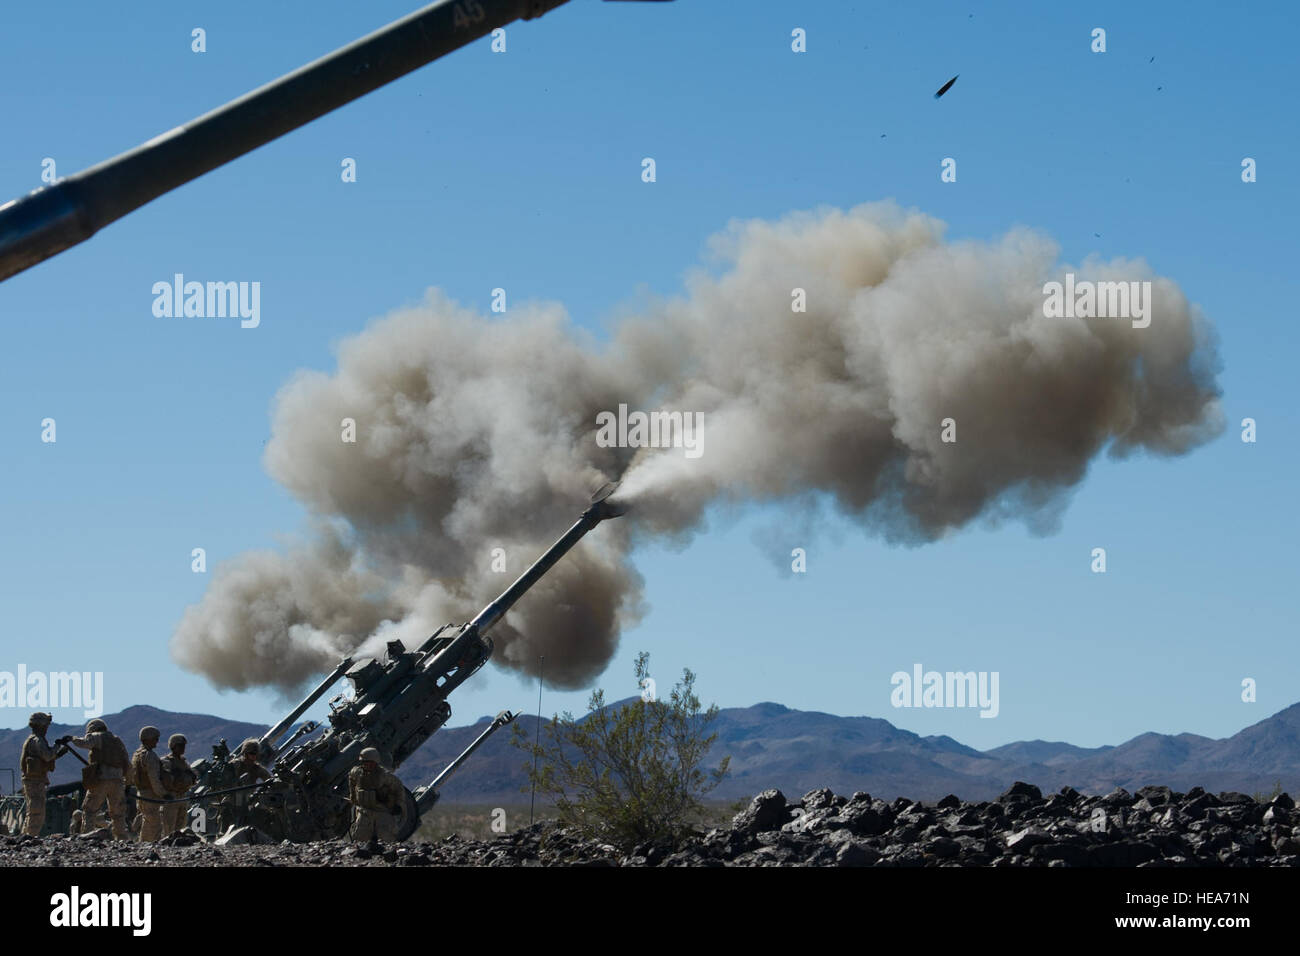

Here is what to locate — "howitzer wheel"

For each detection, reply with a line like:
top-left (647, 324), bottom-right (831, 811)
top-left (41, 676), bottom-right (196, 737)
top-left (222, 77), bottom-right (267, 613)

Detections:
top-left (395, 787), bottom-right (419, 841)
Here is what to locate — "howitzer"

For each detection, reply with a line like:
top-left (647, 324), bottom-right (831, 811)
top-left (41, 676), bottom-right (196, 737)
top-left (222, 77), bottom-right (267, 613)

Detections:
top-left (196, 486), bottom-right (624, 841)
top-left (0, 0), bottom-right (672, 284)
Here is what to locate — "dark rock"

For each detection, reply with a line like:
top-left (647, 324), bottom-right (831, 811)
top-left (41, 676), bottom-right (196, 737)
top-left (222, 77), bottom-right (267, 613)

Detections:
top-left (923, 836), bottom-right (961, 859)
top-left (1030, 843), bottom-right (1087, 866)
top-left (834, 839), bottom-right (880, 867)
top-left (782, 806), bottom-right (850, 836)
top-left (732, 789), bottom-right (789, 835)
top-left (1040, 795), bottom-right (1074, 817)
top-left (800, 788), bottom-right (843, 812)
top-left (1005, 827), bottom-right (1054, 852)
top-left (1136, 785), bottom-right (1173, 806)
top-left (1217, 791), bottom-right (1254, 806)
top-left (1100, 787), bottom-right (1133, 808)
top-left (937, 793), bottom-right (962, 809)
top-left (893, 825), bottom-right (921, 845)
top-left (1272, 835), bottom-right (1300, 855)
top-left (999, 781), bottom-right (1042, 802)
top-left (836, 803), bottom-right (887, 836)
top-left (1263, 806), bottom-right (1291, 828)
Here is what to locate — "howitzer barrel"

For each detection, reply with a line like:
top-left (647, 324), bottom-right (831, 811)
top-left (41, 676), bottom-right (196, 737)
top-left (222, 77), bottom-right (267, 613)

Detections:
top-left (471, 494), bottom-right (623, 635)
top-left (0, 0), bottom-right (671, 284)
top-left (417, 491), bottom-right (624, 675)
top-left (260, 658), bottom-right (352, 751)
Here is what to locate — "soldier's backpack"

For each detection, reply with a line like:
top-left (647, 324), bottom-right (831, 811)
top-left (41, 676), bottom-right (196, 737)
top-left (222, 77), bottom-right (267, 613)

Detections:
top-left (131, 750), bottom-right (155, 793)
top-left (160, 755), bottom-right (194, 794)
top-left (101, 733), bottom-right (134, 787)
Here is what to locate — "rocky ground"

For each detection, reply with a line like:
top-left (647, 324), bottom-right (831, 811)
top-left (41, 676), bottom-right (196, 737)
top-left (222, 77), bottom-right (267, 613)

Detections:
top-left (3, 783), bottom-right (1298, 866)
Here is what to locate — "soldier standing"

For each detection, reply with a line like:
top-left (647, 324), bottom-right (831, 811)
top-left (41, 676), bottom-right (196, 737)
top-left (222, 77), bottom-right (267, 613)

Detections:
top-left (67, 718), bottom-right (130, 839)
top-left (347, 747), bottom-right (405, 843)
top-left (131, 726), bottom-right (166, 842)
top-left (159, 734), bottom-right (197, 835)
top-left (19, 712), bottom-right (57, 836)
top-left (68, 810), bottom-right (84, 836)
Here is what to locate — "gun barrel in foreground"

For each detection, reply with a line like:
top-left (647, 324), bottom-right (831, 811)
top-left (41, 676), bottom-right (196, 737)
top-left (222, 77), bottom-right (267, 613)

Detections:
top-left (0, 0), bottom-right (671, 284)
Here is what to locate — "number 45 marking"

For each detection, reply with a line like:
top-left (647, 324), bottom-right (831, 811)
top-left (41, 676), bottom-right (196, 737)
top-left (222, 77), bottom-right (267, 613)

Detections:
top-left (453, 2), bottom-right (486, 29)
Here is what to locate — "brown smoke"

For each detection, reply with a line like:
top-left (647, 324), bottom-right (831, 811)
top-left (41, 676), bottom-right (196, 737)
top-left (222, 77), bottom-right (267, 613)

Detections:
top-left (170, 202), bottom-right (1223, 692)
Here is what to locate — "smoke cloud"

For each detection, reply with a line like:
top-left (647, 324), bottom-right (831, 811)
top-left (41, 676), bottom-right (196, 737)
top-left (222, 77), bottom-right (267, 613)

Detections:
top-left (171, 202), bottom-right (1223, 692)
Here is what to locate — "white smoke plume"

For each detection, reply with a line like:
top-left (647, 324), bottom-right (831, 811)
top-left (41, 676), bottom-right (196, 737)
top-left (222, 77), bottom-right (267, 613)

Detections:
top-left (171, 202), bottom-right (1223, 692)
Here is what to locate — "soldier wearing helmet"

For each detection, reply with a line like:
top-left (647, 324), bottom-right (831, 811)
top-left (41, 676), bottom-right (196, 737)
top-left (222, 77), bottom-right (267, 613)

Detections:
top-left (131, 726), bottom-right (166, 842)
top-left (19, 712), bottom-right (58, 836)
top-left (233, 738), bottom-right (273, 786)
top-left (213, 739), bottom-right (273, 832)
top-left (347, 747), bottom-right (406, 843)
top-left (160, 733), bottom-right (197, 835)
top-left (67, 718), bottom-right (130, 839)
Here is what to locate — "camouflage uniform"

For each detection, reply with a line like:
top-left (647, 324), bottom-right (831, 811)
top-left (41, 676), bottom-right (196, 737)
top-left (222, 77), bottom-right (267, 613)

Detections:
top-left (70, 721), bottom-right (129, 840)
top-left (220, 740), bottom-right (272, 830)
top-left (131, 727), bottom-right (166, 842)
top-left (68, 810), bottom-right (84, 836)
top-left (160, 734), bottom-right (197, 835)
top-left (347, 749), bottom-right (405, 842)
top-left (233, 757), bottom-right (272, 787)
top-left (19, 713), bottom-right (57, 836)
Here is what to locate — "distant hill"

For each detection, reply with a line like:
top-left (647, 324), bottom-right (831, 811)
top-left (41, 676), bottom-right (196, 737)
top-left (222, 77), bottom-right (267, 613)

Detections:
top-left (4, 701), bottom-right (1297, 803)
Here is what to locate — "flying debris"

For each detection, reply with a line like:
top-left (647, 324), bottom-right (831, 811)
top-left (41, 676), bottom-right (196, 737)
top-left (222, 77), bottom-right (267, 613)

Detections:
top-left (934, 75), bottom-right (959, 99)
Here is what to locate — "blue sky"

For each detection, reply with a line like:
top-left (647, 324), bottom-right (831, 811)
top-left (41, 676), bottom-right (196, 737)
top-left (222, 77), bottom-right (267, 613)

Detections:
top-left (0, 0), bottom-right (1295, 754)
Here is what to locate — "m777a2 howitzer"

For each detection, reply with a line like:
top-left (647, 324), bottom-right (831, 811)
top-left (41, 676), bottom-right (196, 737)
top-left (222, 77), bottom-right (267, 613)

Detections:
top-left (0, 0), bottom-right (671, 284)
top-left (185, 486), bottom-right (625, 842)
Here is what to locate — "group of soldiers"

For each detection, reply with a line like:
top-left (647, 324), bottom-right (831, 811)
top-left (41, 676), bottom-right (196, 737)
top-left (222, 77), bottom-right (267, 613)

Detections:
top-left (20, 712), bottom-right (198, 840)
top-left (18, 711), bottom-right (408, 842)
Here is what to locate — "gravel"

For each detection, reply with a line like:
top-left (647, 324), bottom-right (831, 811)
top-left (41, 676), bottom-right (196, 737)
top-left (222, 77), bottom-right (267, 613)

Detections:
top-left (4, 783), bottom-right (1297, 867)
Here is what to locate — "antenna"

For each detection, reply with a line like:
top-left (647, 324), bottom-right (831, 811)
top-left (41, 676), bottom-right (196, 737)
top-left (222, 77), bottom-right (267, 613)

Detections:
top-left (530, 655), bottom-right (544, 826)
